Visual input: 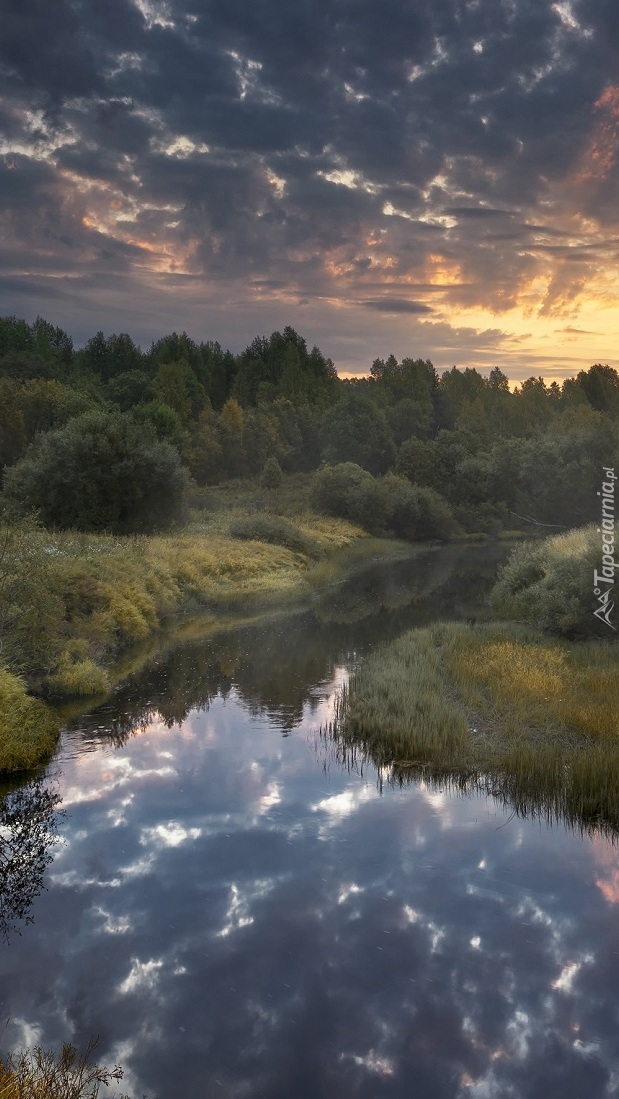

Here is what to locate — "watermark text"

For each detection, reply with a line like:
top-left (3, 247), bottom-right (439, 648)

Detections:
top-left (593, 467), bottom-right (617, 631)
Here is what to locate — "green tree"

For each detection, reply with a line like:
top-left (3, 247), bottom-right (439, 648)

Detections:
top-left (0, 379), bottom-right (26, 469)
top-left (3, 411), bottom-right (191, 534)
top-left (82, 332), bottom-right (143, 382)
top-left (153, 358), bottom-right (206, 424)
top-left (576, 363), bottom-right (619, 417)
top-left (219, 398), bottom-right (246, 477)
top-left (260, 456), bottom-right (284, 490)
top-left (321, 395), bottom-right (396, 474)
top-left (183, 404), bottom-right (223, 484)
top-left (131, 400), bottom-right (185, 449)
top-left (106, 370), bottom-right (154, 411)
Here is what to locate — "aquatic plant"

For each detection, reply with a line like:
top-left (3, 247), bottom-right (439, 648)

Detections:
top-left (330, 620), bottom-right (619, 832)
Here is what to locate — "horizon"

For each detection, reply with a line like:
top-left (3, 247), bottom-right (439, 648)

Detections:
top-left (3, 307), bottom-right (609, 389)
top-left (2, 0), bottom-right (619, 382)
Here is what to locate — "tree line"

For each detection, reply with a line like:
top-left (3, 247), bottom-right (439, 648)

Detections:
top-left (0, 313), bottom-right (617, 535)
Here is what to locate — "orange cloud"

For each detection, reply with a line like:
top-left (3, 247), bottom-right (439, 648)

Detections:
top-left (573, 83), bottom-right (619, 186)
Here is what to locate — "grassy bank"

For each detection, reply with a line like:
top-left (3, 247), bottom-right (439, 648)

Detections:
top-left (331, 621), bottom-right (619, 831)
top-left (1, 480), bottom-right (411, 771)
top-left (0, 670), bottom-right (60, 773)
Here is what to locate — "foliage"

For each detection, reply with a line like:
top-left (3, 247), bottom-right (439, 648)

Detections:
top-left (153, 358), bottom-right (206, 423)
top-left (491, 526), bottom-right (609, 638)
top-left (260, 456), bottom-right (284, 490)
top-left (311, 462), bottom-right (375, 523)
top-left (3, 411), bottom-right (191, 534)
top-left (321, 394), bottom-right (396, 474)
top-left (0, 1038), bottom-right (135, 1099)
top-left (228, 514), bottom-right (321, 557)
top-left (0, 780), bottom-right (62, 935)
top-left (312, 463), bottom-right (456, 541)
top-left (331, 620), bottom-right (619, 831)
top-left (2, 311), bottom-right (619, 540)
top-left (0, 669), bottom-right (60, 772)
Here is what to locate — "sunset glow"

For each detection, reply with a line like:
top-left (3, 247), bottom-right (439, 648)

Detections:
top-left (2, 0), bottom-right (619, 377)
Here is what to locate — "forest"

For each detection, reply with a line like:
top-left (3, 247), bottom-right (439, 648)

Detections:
top-left (0, 311), bottom-right (616, 775)
top-left (1, 313), bottom-right (618, 538)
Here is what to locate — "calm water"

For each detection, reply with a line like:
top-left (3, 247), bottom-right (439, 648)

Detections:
top-left (2, 545), bottom-right (619, 1098)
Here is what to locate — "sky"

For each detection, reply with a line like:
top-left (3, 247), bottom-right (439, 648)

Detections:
top-left (2, 0), bottom-right (619, 380)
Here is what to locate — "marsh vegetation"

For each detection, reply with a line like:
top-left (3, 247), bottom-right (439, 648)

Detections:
top-left (331, 619), bottom-right (619, 830)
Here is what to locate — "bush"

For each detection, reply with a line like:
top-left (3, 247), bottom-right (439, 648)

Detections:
top-left (311, 464), bottom-right (456, 541)
top-left (3, 410), bottom-right (191, 534)
top-left (311, 462), bottom-right (375, 522)
top-left (229, 514), bottom-right (320, 557)
top-left (492, 526), bottom-right (612, 638)
top-left (413, 485), bottom-right (458, 540)
top-left (260, 456), bottom-right (283, 490)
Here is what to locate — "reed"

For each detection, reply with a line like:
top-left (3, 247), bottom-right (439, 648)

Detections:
top-left (0, 669), bottom-right (60, 773)
top-left (0, 1039), bottom-right (134, 1099)
top-left (331, 620), bottom-right (619, 832)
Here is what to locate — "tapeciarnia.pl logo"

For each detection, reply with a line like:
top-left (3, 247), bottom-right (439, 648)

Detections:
top-left (593, 466), bottom-right (617, 631)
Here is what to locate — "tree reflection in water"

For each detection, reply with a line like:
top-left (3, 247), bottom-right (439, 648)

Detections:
top-left (0, 781), bottom-right (63, 940)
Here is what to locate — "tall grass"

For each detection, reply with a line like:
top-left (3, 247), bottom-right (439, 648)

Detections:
top-left (330, 620), bottom-right (619, 832)
top-left (0, 1039), bottom-right (135, 1099)
top-left (0, 497), bottom-right (373, 770)
top-left (0, 669), bottom-right (60, 773)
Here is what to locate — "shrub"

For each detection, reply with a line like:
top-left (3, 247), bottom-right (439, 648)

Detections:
top-left (3, 410), bottom-right (191, 534)
top-left (492, 526), bottom-right (612, 638)
top-left (311, 463), bottom-right (375, 522)
top-left (311, 464), bottom-right (456, 541)
top-left (413, 484), bottom-right (458, 540)
top-left (260, 456), bottom-right (283, 490)
top-left (229, 514), bottom-right (320, 557)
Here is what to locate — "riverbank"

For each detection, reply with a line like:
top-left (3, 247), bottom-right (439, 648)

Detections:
top-left (331, 620), bottom-right (619, 829)
top-left (0, 489), bottom-right (420, 772)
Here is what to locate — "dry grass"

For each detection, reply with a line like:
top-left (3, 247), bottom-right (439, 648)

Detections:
top-left (0, 668), bottom-right (60, 773)
top-left (441, 623), bottom-right (619, 743)
top-left (0, 498), bottom-right (375, 769)
top-left (2, 500), bottom-right (367, 694)
top-left (331, 621), bottom-right (619, 831)
top-left (0, 1039), bottom-right (134, 1099)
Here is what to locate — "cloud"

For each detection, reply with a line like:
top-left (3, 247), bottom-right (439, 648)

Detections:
top-left (359, 298), bottom-right (434, 314)
top-left (1, 0), bottom-right (619, 377)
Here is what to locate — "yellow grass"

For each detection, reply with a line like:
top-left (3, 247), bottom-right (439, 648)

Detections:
top-left (0, 668), bottom-right (60, 773)
top-left (332, 621), bottom-right (619, 830)
top-left (441, 624), bottom-right (619, 743)
top-left (2, 500), bottom-right (368, 696)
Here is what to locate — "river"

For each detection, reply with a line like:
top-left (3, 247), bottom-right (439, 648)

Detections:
top-left (1, 544), bottom-right (619, 1098)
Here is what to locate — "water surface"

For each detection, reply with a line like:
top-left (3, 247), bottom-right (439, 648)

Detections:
top-left (2, 545), bottom-right (619, 1098)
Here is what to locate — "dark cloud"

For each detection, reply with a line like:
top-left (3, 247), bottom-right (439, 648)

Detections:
top-left (360, 298), bottom-right (434, 314)
top-left (1, 0), bottom-right (618, 375)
